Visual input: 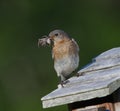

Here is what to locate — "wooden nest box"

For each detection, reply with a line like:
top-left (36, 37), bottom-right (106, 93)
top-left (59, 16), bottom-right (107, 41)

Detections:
top-left (41, 47), bottom-right (120, 111)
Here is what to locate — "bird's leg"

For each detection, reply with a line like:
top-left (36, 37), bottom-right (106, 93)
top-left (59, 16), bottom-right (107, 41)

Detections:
top-left (60, 74), bottom-right (69, 87)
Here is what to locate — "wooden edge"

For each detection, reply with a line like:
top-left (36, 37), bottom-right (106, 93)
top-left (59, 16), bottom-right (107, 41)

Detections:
top-left (42, 88), bottom-right (109, 108)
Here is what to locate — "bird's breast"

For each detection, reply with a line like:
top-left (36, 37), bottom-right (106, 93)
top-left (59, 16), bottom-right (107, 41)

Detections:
top-left (52, 39), bottom-right (78, 61)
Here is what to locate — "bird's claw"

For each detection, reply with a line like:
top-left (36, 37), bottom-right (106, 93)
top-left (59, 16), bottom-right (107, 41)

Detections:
top-left (60, 80), bottom-right (70, 87)
top-left (76, 72), bottom-right (84, 77)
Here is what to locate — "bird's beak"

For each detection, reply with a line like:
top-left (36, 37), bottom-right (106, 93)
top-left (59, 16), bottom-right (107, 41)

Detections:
top-left (49, 35), bottom-right (54, 41)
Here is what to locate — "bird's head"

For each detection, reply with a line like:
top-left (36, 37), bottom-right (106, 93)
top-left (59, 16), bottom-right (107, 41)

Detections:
top-left (48, 30), bottom-right (70, 44)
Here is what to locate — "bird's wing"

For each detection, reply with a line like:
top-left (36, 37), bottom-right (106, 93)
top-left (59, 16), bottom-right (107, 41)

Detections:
top-left (72, 38), bottom-right (79, 52)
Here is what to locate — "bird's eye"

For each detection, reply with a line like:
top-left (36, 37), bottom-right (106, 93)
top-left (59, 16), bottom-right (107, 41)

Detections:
top-left (55, 33), bottom-right (58, 36)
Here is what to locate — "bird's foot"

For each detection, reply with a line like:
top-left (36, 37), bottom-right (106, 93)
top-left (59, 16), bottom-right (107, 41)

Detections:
top-left (76, 72), bottom-right (84, 77)
top-left (60, 80), bottom-right (70, 88)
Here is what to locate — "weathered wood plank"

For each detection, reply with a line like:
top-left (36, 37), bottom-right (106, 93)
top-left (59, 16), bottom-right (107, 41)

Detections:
top-left (41, 65), bottom-right (120, 108)
top-left (78, 47), bottom-right (120, 75)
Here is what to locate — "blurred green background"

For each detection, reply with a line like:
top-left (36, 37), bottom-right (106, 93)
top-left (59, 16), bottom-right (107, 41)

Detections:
top-left (0, 0), bottom-right (120, 111)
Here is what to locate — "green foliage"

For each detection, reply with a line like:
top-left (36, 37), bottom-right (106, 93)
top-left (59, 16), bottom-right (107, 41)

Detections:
top-left (0, 0), bottom-right (120, 111)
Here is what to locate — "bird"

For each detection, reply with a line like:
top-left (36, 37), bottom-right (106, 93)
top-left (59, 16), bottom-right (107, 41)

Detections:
top-left (48, 29), bottom-right (79, 86)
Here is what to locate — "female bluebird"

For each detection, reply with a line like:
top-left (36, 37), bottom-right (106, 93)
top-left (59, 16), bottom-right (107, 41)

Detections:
top-left (48, 30), bottom-right (79, 85)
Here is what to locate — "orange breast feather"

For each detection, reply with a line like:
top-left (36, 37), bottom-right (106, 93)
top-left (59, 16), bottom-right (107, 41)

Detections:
top-left (52, 39), bottom-right (78, 61)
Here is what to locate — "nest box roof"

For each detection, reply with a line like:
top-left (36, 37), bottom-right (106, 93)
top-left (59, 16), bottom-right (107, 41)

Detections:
top-left (41, 47), bottom-right (120, 108)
